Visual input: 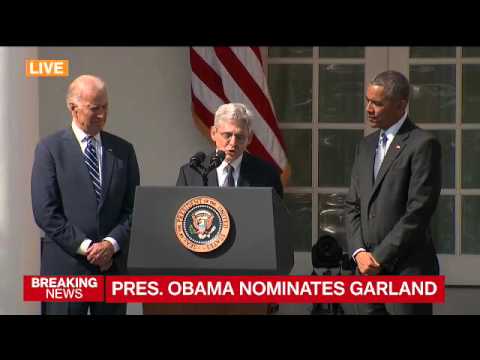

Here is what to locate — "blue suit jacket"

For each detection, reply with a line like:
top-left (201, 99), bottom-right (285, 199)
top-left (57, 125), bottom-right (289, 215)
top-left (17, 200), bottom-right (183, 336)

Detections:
top-left (31, 127), bottom-right (140, 275)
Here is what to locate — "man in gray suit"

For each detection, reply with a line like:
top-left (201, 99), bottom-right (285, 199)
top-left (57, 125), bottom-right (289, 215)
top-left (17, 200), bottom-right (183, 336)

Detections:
top-left (345, 70), bottom-right (441, 315)
top-left (177, 103), bottom-right (283, 198)
top-left (174, 103), bottom-right (282, 315)
top-left (31, 75), bottom-right (140, 315)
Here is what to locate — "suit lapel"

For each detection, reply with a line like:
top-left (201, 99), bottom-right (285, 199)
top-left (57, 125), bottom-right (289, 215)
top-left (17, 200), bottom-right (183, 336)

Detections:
top-left (364, 133), bottom-right (378, 195)
top-left (238, 153), bottom-right (251, 187)
top-left (62, 128), bottom-right (97, 205)
top-left (99, 132), bottom-right (114, 211)
top-left (208, 170), bottom-right (219, 187)
top-left (203, 156), bottom-right (219, 187)
top-left (370, 118), bottom-right (414, 199)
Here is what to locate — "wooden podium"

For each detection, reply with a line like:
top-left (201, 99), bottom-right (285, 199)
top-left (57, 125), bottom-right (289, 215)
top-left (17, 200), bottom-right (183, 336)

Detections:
top-left (128, 186), bottom-right (293, 315)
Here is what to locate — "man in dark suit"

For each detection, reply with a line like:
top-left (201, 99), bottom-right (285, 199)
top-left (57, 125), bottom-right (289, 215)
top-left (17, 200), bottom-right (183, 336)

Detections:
top-left (177, 103), bottom-right (283, 198)
top-left (173, 102), bottom-right (282, 315)
top-left (31, 75), bottom-right (140, 315)
top-left (345, 70), bottom-right (442, 315)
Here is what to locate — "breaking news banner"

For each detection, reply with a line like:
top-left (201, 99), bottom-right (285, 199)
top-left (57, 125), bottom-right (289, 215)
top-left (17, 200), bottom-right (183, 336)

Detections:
top-left (24, 276), bottom-right (104, 302)
top-left (106, 276), bottom-right (445, 303)
top-left (23, 276), bottom-right (445, 303)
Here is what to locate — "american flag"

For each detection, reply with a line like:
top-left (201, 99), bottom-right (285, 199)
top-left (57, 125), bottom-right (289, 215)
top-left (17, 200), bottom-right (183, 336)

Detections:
top-left (190, 46), bottom-right (289, 182)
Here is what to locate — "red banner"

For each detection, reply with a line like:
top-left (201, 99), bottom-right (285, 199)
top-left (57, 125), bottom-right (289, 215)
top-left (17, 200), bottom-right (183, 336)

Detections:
top-left (24, 276), bottom-right (104, 302)
top-left (105, 276), bottom-right (445, 304)
top-left (23, 275), bottom-right (445, 303)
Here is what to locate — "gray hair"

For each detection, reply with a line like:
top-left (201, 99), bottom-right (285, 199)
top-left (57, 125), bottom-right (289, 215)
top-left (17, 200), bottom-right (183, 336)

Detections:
top-left (370, 70), bottom-right (410, 102)
top-left (214, 103), bottom-right (253, 132)
top-left (66, 75), bottom-right (107, 110)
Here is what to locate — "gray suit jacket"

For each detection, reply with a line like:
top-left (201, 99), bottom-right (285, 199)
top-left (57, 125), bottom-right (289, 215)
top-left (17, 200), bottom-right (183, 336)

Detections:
top-left (31, 127), bottom-right (140, 275)
top-left (345, 118), bottom-right (441, 275)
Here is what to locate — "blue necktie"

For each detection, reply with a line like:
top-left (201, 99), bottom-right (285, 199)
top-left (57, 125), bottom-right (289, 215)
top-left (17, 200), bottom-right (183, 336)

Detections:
top-left (374, 132), bottom-right (388, 179)
top-left (84, 136), bottom-right (102, 203)
top-left (224, 164), bottom-right (235, 187)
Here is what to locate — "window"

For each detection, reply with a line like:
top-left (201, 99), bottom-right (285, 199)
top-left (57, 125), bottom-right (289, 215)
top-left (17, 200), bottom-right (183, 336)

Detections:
top-left (267, 47), bottom-right (480, 284)
top-left (267, 47), bottom-right (365, 257)
top-left (409, 47), bottom-right (480, 284)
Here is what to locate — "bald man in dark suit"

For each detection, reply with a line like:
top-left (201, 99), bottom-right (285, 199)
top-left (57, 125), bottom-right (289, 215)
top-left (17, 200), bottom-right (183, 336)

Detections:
top-left (32, 75), bottom-right (140, 315)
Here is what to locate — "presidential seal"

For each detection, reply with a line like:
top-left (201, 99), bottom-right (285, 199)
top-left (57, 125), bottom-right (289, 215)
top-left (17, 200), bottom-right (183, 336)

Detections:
top-left (175, 196), bottom-right (230, 253)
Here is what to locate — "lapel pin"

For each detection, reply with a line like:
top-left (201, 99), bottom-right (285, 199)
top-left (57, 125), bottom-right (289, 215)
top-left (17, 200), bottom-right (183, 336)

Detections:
top-left (396, 145), bottom-right (401, 150)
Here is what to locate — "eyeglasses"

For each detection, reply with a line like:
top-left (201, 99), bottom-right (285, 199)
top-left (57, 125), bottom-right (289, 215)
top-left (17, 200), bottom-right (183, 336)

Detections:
top-left (218, 131), bottom-right (248, 144)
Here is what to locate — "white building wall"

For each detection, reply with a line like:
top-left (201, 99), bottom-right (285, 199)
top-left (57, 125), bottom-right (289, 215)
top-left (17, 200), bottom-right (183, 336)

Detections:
top-left (0, 47), bottom-right (40, 314)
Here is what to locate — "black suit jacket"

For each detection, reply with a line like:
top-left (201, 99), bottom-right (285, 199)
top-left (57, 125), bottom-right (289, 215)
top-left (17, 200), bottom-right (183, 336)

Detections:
top-left (345, 118), bottom-right (441, 275)
top-left (31, 127), bottom-right (140, 276)
top-left (176, 152), bottom-right (283, 198)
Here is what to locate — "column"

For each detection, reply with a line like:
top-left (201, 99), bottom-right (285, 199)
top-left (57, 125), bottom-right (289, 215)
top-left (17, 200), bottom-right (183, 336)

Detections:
top-left (0, 47), bottom-right (40, 314)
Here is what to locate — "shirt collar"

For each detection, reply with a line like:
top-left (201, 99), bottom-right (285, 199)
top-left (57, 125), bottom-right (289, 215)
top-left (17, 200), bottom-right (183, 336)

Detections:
top-left (382, 112), bottom-right (408, 140)
top-left (218, 152), bottom-right (243, 173)
top-left (71, 121), bottom-right (102, 145)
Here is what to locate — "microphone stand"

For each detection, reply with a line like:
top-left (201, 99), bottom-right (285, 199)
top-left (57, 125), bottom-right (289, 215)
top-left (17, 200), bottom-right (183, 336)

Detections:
top-left (201, 167), bottom-right (209, 186)
top-left (190, 151), bottom-right (225, 186)
top-left (188, 163), bottom-right (209, 186)
top-left (202, 151), bottom-right (225, 186)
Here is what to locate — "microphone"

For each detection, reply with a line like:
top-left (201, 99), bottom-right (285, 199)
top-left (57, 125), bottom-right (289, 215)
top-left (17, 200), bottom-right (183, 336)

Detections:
top-left (189, 152), bottom-right (206, 169)
top-left (209, 150), bottom-right (225, 170)
top-left (189, 150), bottom-right (225, 186)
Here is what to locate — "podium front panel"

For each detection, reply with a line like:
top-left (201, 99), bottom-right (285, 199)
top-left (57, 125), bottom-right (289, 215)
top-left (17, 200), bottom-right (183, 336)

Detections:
top-left (128, 186), bottom-right (291, 275)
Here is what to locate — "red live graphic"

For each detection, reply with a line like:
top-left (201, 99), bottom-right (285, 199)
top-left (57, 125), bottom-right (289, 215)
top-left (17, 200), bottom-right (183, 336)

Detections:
top-left (105, 276), bottom-right (445, 304)
top-left (24, 276), bottom-right (104, 302)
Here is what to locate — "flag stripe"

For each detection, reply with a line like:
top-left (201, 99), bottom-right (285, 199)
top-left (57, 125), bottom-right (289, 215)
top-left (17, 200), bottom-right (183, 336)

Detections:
top-left (213, 58), bottom-right (288, 169)
top-left (190, 48), bottom-right (228, 102)
top-left (190, 47), bottom-right (289, 176)
top-left (250, 47), bottom-right (263, 65)
top-left (192, 91), bottom-right (215, 127)
top-left (213, 57), bottom-right (288, 171)
top-left (231, 47), bottom-right (278, 122)
top-left (192, 47), bottom-right (221, 76)
top-left (230, 47), bottom-right (268, 97)
top-left (191, 73), bottom-right (225, 115)
top-left (214, 47), bottom-right (286, 149)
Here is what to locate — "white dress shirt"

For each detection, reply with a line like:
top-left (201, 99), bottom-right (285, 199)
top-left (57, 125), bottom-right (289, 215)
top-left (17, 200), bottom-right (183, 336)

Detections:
top-left (216, 153), bottom-right (243, 187)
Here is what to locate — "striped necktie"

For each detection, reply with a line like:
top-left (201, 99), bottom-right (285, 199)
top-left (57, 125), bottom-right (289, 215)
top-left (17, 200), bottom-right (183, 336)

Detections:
top-left (374, 132), bottom-right (388, 179)
top-left (223, 164), bottom-right (235, 187)
top-left (84, 136), bottom-right (102, 203)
